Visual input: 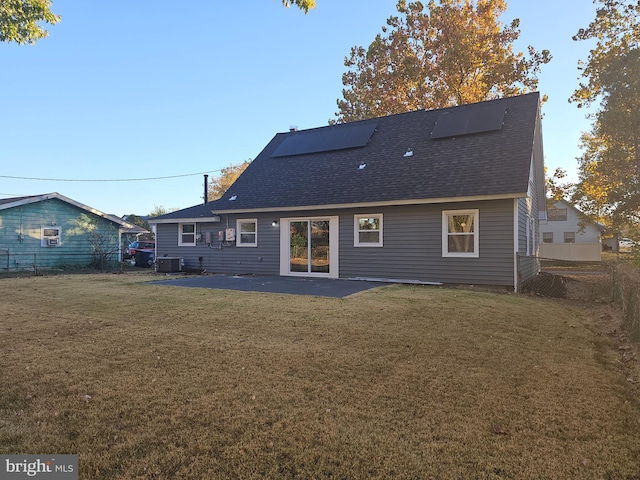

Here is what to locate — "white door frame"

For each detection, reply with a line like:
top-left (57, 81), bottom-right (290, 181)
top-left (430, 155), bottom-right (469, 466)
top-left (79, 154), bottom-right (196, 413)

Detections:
top-left (279, 216), bottom-right (339, 279)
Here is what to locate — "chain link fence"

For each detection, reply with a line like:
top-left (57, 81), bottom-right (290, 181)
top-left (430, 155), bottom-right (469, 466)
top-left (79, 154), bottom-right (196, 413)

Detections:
top-left (612, 263), bottom-right (640, 342)
top-left (518, 255), bottom-right (640, 341)
top-left (519, 255), bottom-right (614, 302)
top-left (0, 248), bottom-right (131, 276)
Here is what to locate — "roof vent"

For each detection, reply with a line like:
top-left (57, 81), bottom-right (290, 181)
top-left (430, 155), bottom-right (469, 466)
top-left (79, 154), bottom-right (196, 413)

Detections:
top-left (403, 149), bottom-right (413, 157)
top-left (289, 125), bottom-right (298, 132)
top-left (229, 195), bottom-right (237, 201)
top-left (358, 162), bottom-right (367, 170)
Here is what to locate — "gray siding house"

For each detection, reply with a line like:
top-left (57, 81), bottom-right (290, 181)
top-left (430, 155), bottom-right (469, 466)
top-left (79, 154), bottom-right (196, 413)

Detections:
top-left (150, 92), bottom-right (545, 290)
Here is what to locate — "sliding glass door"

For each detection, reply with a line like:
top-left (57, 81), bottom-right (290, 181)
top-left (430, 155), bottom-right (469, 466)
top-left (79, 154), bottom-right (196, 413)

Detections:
top-left (280, 217), bottom-right (338, 278)
top-left (289, 220), bottom-right (330, 274)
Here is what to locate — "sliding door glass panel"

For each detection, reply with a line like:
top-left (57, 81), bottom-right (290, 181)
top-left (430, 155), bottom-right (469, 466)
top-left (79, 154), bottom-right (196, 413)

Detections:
top-left (290, 221), bottom-right (309, 273)
top-left (310, 220), bottom-right (330, 273)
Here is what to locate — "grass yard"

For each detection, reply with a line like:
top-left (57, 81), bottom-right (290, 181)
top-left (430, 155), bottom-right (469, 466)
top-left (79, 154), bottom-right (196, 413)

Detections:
top-left (1, 273), bottom-right (639, 479)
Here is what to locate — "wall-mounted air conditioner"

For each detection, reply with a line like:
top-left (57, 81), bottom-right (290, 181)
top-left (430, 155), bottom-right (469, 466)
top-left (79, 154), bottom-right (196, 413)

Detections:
top-left (47, 237), bottom-right (59, 246)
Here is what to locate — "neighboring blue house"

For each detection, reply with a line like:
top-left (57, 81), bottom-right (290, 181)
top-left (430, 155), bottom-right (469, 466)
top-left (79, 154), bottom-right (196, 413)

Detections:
top-left (150, 92), bottom-right (545, 290)
top-left (0, 193), bottom-right (146, 272)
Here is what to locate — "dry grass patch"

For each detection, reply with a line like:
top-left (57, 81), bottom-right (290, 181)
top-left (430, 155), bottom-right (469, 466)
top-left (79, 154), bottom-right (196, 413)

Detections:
top-left (1, 273), bottom-right (639, 479)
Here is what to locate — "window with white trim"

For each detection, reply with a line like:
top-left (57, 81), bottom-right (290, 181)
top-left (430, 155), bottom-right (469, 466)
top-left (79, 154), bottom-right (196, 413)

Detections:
top-left (542, 232), bottom-right (553, 243)
top-left (526, 215), bottom-right (535, 256)
top-left (354, 214), bottom-right (383, 247)
top-left (178, 223), bottom-right (196, 246)
top-left (41, 226), bottom-right (61, 247)
top-left (442, 209), bottom-right (479, 257)
top-left (236, 219), bottom-right (257, 247)
top-left (548, 208), bottom-right (567, 221)
top-left (564, 232), bottom-right (576, 244)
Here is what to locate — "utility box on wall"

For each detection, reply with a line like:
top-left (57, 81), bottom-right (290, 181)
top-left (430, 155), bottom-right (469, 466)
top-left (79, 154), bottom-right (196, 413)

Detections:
top-left (157, 257), bottom-right (183, 273)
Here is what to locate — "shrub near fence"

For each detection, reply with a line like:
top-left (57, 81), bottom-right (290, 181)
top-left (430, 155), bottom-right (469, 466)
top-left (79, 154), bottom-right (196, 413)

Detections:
top-left (613, 263), bottom-right (640, 342)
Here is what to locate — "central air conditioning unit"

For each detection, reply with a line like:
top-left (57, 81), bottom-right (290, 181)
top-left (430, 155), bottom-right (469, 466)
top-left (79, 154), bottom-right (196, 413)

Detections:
top-left (156, 257), bottom-right (183, 273)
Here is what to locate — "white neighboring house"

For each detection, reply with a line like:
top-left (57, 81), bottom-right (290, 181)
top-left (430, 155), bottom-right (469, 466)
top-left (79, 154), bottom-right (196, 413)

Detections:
top-left (539, 199), bottom-right (604, 261)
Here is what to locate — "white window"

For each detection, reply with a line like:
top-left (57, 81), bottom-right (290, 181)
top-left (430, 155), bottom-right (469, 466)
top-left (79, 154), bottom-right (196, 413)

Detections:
top-left (548, 208), bottom-right (567, 221)
top-left (442, 209), bottom-right (479, 258)
top-left (236, 219), bottom-right (257, 247)
top-left (531, 216), bottom-right (537, 255)
top-left (41, 226), bottom-right (61, 247)
top-left (178, 223), bottom-right (196, 246)
top-left (354, 214), bottom-right (383, 247)
top-left (526, 215), bottom-right (535, 256)
top-left (564, 232), bottom-right (576, 244)
top-left (543, 232), bottom-right (553, 243)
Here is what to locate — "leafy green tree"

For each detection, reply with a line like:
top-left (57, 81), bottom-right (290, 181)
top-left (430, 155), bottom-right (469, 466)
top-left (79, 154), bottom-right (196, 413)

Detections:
top-left (545, 167), bottom-right (573, 203)
top-left (125, 214), bottom-right (150, 229)
top-left (571, 0), bottom-right (640, 229)
top-left (124, 214), bottom-right (154, 241)
top-left (335, 0), bottom-right (551, 122)
top-left (0, 0), bottom-right (60, 44)
top-left (0, 1), bottom-right (313, 47)
top-left (208, 160), bottom-right (251, 201)
top-left (571, 0), bottom-right (640, 108)
top-left (149, 205), bottom-right (178, 217)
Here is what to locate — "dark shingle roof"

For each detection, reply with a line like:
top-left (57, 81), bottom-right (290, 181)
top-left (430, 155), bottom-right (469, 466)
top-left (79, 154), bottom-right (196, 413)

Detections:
top-left (0, 195), bottom-right (38, 206)
top-left (157, 92), bottom-right (540, 220)
top-left (0, 193), bottom-right (148, 233)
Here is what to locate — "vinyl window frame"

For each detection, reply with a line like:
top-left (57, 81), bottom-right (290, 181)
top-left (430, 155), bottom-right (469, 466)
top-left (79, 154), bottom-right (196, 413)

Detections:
top-left (236, 218), bottom-right (258, 247)
top-left (178, 223), bottom-right (197, 246)
top-left (354, 214), bottom-right (383, 247)
top-left (442, 209), bottom-right (479, 258)
top-left (548, 208), bottom-right (568, 221)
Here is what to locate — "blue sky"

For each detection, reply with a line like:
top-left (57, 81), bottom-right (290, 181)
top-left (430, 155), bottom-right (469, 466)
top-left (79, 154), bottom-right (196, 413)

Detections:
top-left (0, 1), bottom-right (597, 217)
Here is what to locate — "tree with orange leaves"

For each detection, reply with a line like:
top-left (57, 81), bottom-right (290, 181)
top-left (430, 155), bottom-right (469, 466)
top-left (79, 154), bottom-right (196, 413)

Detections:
top-left (334, 0), bottom-right (550, 123)
top-left (571, 0), bottom-right (640, 229)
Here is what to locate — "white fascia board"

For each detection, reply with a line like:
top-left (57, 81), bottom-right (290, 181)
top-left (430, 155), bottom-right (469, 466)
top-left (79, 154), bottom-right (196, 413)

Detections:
top-left (207, 193), bottom-right (527, 216)
top-left (149, 216), bottom-right (220, 224)
top-left (0, 193), bottom-right (56, 211)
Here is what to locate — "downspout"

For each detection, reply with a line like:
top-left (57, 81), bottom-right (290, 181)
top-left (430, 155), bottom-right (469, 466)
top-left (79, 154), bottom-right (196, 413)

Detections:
top-left (513, 198), bottom-right (519, 293)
